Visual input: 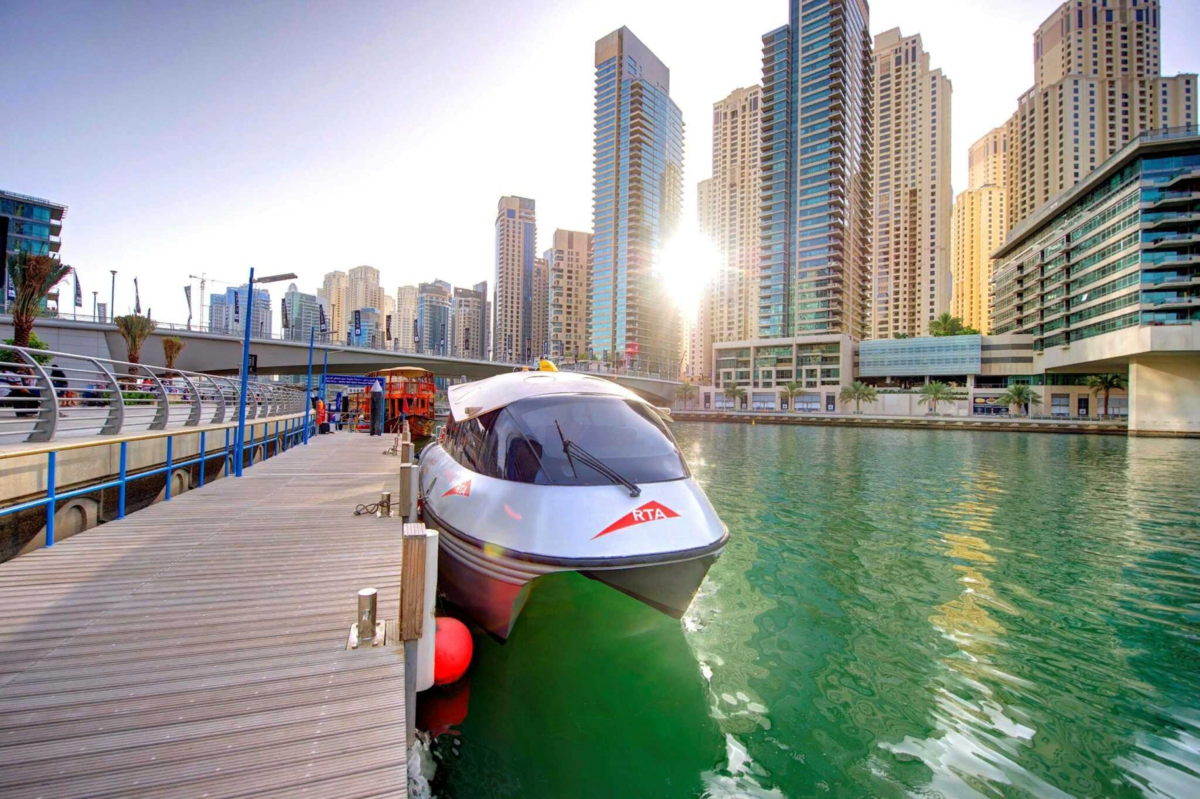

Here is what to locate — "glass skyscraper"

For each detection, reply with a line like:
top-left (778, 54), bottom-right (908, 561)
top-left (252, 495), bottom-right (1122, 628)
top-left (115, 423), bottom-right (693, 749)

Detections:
top-left (590, 27), bottom-right (684, 374)
top-left (759, 0), bottom-right (873, 340)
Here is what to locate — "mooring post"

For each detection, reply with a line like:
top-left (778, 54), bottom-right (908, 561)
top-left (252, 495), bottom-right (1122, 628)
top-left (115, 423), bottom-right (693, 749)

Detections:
top-left (357, 587), bottom-right (377, 639)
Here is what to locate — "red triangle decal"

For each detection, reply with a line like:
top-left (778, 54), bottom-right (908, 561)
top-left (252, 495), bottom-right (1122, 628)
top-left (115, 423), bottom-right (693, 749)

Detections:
top-left (442, 479), bottom-right (471, 498)
top-left (592, 500), bottom-right (680, 540)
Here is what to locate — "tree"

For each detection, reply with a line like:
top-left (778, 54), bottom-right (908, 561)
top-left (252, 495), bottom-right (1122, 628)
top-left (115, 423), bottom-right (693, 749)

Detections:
top-left (114, 314), bottom-right (158, 374)
top-left (918, 381), bottom-right (956, 414)
top-left (997, 383), bottom-right (1042, 416)
top-left (5, 253), bottom-right (72, 348)
top-left (677, 380), bottom-right (698, 410)
top-left (161, 336), bottom-right (185, 370)
top-left (838, 381), bottom-right (878, 413)
top-left (893, 333), bottom-right (911, 339)
top-left (1084, 373), bottom-right (1127, 417)
top-left (722, 384), bottom-right (746, 409)
top-left (960, 326), bottom-right (981, 335)
top-left (782, 380), bottom-right (802, 411)
top-left (929, 312), bottom-right (964, 337)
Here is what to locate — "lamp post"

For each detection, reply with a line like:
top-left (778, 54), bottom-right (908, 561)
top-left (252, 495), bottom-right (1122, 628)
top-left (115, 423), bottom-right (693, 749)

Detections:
top-left (234, 269), bottom-right (298, 477)
top-left (91, 291), bottom-right (98, 321)
top-left (303, 326), bottom-right (314, 445)
top-left (109, 270), bottom-right (117, 322)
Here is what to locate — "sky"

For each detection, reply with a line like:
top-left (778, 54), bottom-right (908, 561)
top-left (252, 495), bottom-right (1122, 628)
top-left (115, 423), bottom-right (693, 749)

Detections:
top-left (3, 0), bottom-right (1198, 331)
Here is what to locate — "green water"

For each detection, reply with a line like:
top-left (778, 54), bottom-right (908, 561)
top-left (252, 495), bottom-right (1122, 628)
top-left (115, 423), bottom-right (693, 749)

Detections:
top-left (424, 424), bottom-right (1200, 798)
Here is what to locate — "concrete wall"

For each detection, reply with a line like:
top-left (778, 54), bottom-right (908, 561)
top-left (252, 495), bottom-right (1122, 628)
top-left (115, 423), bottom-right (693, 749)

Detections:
top-left (0, 318), bottom-right (112, 360)
top-left (1129, 354), bottom-right (1200, 435)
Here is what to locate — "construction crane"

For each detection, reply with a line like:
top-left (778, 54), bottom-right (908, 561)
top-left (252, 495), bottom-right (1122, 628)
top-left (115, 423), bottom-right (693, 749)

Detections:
top-left (188, 273), bottom-right (235, 330)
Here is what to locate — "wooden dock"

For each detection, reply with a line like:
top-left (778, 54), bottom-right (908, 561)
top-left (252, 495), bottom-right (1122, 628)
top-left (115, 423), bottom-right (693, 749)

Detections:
top-left (0, 433), bottom-right (409, 799)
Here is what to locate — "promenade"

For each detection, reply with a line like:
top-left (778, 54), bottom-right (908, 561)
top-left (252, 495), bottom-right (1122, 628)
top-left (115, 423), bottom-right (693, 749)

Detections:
top-left (0, 433), bottom-right (409, 798)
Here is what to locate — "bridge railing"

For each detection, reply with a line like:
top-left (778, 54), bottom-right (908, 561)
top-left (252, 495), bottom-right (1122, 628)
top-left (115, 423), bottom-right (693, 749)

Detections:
top-left (0, 343), bottom-right (306, 444)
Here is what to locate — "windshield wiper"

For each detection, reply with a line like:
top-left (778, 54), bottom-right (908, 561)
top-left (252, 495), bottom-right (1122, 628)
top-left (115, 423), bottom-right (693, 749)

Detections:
top-left (554, 420), bottom-right (641, 497)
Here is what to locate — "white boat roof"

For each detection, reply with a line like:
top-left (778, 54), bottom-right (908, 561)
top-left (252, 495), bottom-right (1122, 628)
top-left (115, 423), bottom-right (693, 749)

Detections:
top-left (448, 371), bottom-right (647, 421)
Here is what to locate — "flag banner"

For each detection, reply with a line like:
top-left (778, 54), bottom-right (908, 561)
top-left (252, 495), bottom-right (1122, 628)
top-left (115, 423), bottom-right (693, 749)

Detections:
top-left (184, 285), bottom-right (192, 321)
top-left (413, 318), bottom-right (420, 343)
top-left (134, 278), bottom-right (141, 314)
top-left (281, 297), bottom-right (290, 329)
top-left (353, 309), bottom-right (362, 337)
top-left (318, 303), bottom-right (328, 333)
top-left (233, 290), bottom-right (240, 323)
top-left (385, 314), bottom-right (392, 340)
top-left (74, 270), bottom-right (82, 307)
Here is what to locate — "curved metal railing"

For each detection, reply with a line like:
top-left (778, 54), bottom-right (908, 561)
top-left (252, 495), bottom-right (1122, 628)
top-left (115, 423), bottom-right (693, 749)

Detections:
top-left (0, 343), bottom-right (307, 444)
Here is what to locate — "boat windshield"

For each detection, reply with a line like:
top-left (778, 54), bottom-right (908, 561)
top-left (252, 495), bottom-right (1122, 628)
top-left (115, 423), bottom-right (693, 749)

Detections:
top-left (444, 395), bottom-right (688, 486)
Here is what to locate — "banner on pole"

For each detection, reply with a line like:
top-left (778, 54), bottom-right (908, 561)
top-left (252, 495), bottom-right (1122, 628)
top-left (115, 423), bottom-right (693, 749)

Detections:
top-left (233, 290), bottom-right (240, 324)
top-left (385, 314), bottom-right (392, 341)
top-left (184, 285), bottom-right (192, 323)
top-left (281, 297), bottom-right (290, 329)
top-left (133, 278), bottom-right (141, 315)
top-left (353, 309), bottom-right (362, 337)
top-left (318, 303), bottom-right (328, 334)
top-left (73, 270), bottom-right (82, 307)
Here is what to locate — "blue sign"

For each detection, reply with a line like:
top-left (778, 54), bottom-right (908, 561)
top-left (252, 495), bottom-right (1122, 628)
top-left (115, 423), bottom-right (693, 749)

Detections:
top-left (326, 374), bottom-right (385, 389)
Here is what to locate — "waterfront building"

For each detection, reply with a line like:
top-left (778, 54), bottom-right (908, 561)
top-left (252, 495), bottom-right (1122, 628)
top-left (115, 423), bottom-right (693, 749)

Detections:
top-left (547, 229), bottom-right (591, 362)
top-left (452, 284), bottom-right (487, 360)
top-left (532, 255), bottom-right (549, 359)
top-left (347, 307), bottom-right (383, 349)
top-left (870, 29), bottom-right (952, 339)
top-left (700, 335), bottom-right (855, 412)
top-left (704, 86), bottom-right (763, 346)
top-left (282, 283), bottom-right (321, 341)
top-left (1002, 0), bottom-right (1196, 232)
top-left (395, 285), bottom-right (418, 351)
top-left (759, 0), bottom-right (873, 340)
top-left (494, 195), bottom-right (536, 362)
top-left (2, 190), bottom-right (66, 261)
top-left (951, 127), bottom-right (1008, 333)
top-left (683, 298), bottom-right (711, 383)
top-left (591, 27), bottom-right (684, 374)
top-left (318, 271), bottom-right (349, 343)
top-left (991, 128), bottom-right (1200, 434)
top-left (417, 280), bottom-right (453, 356)
top-left (210, 285), bottom-right (271, 337)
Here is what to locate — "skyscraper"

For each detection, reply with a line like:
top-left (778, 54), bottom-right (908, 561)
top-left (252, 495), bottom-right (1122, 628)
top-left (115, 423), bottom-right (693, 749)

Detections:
top-left (318, 271), bottom-right (348, 343)
top-left (395, 285), bottom-right (418, 351)
top-left (704, 86), bottom-right (764, 346)
top-left (1003, 1), bottom-right (1196, 231)
top-left (452, 285), bottom-right (487, 360)
top-left (211, 285), bottom-right (271, 337)
top-left (494, 196), bottom-right (536, 362)
top-left (417, 280), bottom-right (452, 356)
top-left (531, 255), bottom-right (549, 359)
top-left (870, 28), bottom-right (951, 339)
top-left (951, 127), bottom-right (1007, 333)
top-left (591, 27), bottom-right (684, 374)
top-left (347, 265), bottom-right (386, 314)
top-left (760, 0), bottom-right (873, 340)
top-left (547, 229), bottom-right (592, 361)
top-left (282, 283), bottom-right (321, 342)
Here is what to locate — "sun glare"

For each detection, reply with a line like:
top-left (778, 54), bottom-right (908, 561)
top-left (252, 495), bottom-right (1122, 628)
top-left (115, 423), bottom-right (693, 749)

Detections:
top-left (655, 231), bottom-right (721, 318)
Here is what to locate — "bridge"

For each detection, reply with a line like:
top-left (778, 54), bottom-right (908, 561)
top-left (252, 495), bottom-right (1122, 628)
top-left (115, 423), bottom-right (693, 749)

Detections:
top-left (2, 316), bottom-right (682, 404)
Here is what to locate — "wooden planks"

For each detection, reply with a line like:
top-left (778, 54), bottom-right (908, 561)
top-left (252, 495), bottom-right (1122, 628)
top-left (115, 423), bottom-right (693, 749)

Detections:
top-left (0, 433), bottom-right (407, 799)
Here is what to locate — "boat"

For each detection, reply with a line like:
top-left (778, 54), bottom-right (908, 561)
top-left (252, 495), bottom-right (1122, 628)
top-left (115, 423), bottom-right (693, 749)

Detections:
top-left (418, 363), bottom-right (728, 639)
top-left (350, 367), bottom-right (438, 438)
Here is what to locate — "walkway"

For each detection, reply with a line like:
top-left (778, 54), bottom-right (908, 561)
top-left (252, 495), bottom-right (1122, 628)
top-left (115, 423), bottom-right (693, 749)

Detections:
top-left (0, 433), bottom-right (408, 798)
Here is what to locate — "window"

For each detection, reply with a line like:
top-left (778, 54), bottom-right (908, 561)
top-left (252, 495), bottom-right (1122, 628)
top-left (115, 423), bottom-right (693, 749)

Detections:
top-left (1051, 394), bottom-right (1070, 416)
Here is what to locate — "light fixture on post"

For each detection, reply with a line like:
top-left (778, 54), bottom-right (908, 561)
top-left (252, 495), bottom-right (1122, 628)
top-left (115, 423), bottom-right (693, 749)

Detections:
top-left (234, 271), bottom-right (298, 477)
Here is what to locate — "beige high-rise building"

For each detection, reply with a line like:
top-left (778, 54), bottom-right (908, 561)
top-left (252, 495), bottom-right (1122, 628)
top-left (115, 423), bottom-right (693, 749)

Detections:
top-left (531, 256), bottom-right (549, 359)
top-left (318, 270), bottom-right (348, 343)
top-left (451, 285), bottom-right (487, 360)
top-left (347, 265), bottom-right (386, 315)
top-left (1004, 0), bottom-right (1196, 230)
top-left (494, 195), bottom-right (536, 361)
top-left (547, 229), bottom-right (591, 361)
top-left (395, 285), bottom-right (417, 351)
top-left (870, 29), bottom-right (952, 339)
top-left (702, 86), bottom-right (763, 348)
top-left (951, 127), bottom-right (1007, 333)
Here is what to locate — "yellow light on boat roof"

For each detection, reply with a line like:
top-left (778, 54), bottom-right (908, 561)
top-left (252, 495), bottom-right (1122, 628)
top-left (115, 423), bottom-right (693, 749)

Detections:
top-left (538, 360), bottom-right (558, 372)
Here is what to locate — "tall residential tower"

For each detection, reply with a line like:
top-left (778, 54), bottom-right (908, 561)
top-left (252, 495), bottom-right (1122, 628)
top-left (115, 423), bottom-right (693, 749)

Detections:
top-left (870, 29), bottom-right (951, 338)
top-left (591, 27), bottom-right (684, 373)
top-left (547, 229), bottom-right (592, 361)
top-left (494, 195), bottom-right (536, 362)
top-left (951, 127), bottom-right (1007, 333)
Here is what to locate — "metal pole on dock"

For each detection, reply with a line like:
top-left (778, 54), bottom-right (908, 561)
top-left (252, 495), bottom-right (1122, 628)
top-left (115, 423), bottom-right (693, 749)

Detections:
top-left (320, 347), bottom-right (328, 400)
top-left (234, 267), bottom-right (254, 477)
top-left (304, 326), bottom-right (314, 445)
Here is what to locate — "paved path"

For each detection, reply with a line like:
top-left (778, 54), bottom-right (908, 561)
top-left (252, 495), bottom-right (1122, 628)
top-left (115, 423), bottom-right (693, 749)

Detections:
top-left (0, 433), bottom-right (408, 799)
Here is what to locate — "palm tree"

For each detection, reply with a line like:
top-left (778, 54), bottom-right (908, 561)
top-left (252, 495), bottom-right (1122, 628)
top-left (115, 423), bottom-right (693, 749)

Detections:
top-left (918, 381), bottom-right (955, 414)
top-left (5, 253), bottom-right (72, 348)
top-left (838, 381), bottom-right (877, 413)
top-left (722, 384), bottom-right (746, 410)
top-left (114, 314), bottom-right (158, 374)
top-left (997, 383), bottom-right (1042, 416)
top-left (1084, 373), bottom-right (1127, 417)
top-left (782, 380), bottom-right (802, 411)
top-left (161, 336), bottom-right (185, 370)
top-left (677, 380), bottom-right (698, 410)
top-left (929, 312), bottom-right (964, 337)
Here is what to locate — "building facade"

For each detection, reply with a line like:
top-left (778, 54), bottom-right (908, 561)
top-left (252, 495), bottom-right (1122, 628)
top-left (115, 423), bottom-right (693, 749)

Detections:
top-left (704, 86), bottom-right (764, 346)
top-left (591, 27), bottom-right (684, 374)
top-left (531, 255), bottom-right (549, 359)
top-left (282, 283), bottom-right (321, 342)
top-left (759, 0), bottom-right (873, 340)
top-left (417, 280), bottom-right (453, 357)
top-left (2, 190), bottom-right (66, 262)
top-left (209, 285), bottom-right (271, 337)
top-left (991, 129), bottom-right (1200, 433)
top-left (347, 265), bottom-right (386, 317)
top-left (870, 29), bottom-right (952, 338)
top-left (951, 127), bottom-right (1008, 333)
top-left (547, 229), bottom-right (591, 361)
top-left (1003, 1), bottom-right (1196, 232)
top-left (702, 335), bottom-right (854, 412)
top-left (318, 271), bottom-right (349, 343)
top-left (452, 285), bottom-right (487, 360)
top-left (494, 196), bottom-right (536, 362)
top-left (395, 285), bottom-right (418, 351)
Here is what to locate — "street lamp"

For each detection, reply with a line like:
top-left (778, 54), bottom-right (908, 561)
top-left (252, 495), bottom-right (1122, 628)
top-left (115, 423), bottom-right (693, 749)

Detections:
top-left (109, 270), bottom-right (117, 322)
top-left (234, 270), bottom-right (297, 477)
top-left (91, 291), bottom-right (98, 321)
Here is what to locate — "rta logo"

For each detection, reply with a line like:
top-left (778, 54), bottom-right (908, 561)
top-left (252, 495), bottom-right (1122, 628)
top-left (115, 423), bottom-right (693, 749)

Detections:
top-left (593, 500), bottom-right (680, 540)
top-left (441, 480), bottom-right (471, 498)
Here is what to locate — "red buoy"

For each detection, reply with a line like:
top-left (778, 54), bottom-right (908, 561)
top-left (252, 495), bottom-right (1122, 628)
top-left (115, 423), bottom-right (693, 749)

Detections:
top-left (433, 617), bottom-right (473, 685)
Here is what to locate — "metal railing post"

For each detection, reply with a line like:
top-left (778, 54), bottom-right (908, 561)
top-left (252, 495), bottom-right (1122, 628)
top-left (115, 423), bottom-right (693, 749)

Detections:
top-left (139, 365), bottom-right (171, 431)
top-left (274, 420), bottom-right (280, 455)
top-left (198, 430), bottom-right (206, 487)
top-left (164, 435), bottom-right (173, 501)
top-left (175, 371), bottom-right (202, 427)
top-left (118, 441), bottom-right (127, 519)
top-left (18, 350), bottom-right (60, 443)
top-left (45, 451), bottom-right (57, 547)
top-left (93, 358), bottom-right (125, 435)
top-left (224, 427), bottom-right (230, 477)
